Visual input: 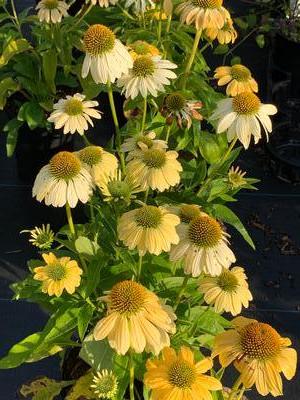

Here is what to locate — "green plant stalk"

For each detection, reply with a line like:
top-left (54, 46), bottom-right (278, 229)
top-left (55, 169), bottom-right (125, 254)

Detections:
top-left (228, 376), bottom-right (243, 400)
top-left (10, 0), bottom-right (21, 35)
top-left (174, 275), bottom-right (189, 311)
top-left (157, 0), bottom-right (164, 43)
top-left (65, 202), bottom-right (76, 237)
top-left (129, 353), bottom-right (135, 400)
top-left (107, 81), bottom-right (126, 175)
top-left (197, 137), bottom-right (238, 196)
top-left (137, 255), bottom-right (143, 281)
top-left (165, 124), bottom-right (171, 141)
top-left (82, 134), bottom-right (91, 146)
top-left (181, 29), bottom-right (202, 89)
top-left (141, 97), bottom-right (148, 133)
top-left (236, 386), bottom-right (246, 400)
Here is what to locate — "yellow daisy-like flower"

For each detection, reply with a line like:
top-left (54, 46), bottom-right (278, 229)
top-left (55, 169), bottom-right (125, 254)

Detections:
top-left (128, 40), bottom-right (160, 60)
top-left (118, 205), bottom-right (180, 255)
top-left (33, 253), bottom-right (82, 297)
top-left (176, 0), bottom-right (230, 31)
top-left (211, 92), bottom-right (278, 149)
top-left (170, 211), bottom-right (236, 276)
top-left (144, 346), bottom-right (222, 400)
top-left (36, 0), bottom-right (69, 24)
top-left (121, 131), bottom-right (167, 161)
top-left (77, 145), bottom-right (118, 186)
top-left (214, 64), bottom-right (258, 96)
top-left (213, 317), bottom-right (297, 396)
top-left (205, 18), bottom-right (237, 44)
top-left (21, 224), bottom-right (55, 250)
top-left (126, 146), bottom-right (182, 192)
top-left (32, 151), bottom-right (93, 208)
top-left (228, 166), bottom-right (247, 189)
top-left (91, 370), bottom-right (118, 399)
top-left (93, 280), bottom-right (176, 355)
top-left (199, 266), bottom-right (253, 316)
top-left (88, 0), bottom-right (118, 7)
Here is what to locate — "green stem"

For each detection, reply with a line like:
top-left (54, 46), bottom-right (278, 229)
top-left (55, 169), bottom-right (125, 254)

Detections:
top-left (166, 13), bottom-right (172, 34)
top-left (73, 3), bottom-right (93, 28)
top-left (174, 276), bottom-right (189, 311)
top-left (236, 386), bottom-right (246, 400)
top-left (107, 81), bottom-right (126, 175)
top-left (65, 202), bottom-right (76, 237)
top-left (137, 255), bottom-right (143, 281)
top-left (157, 0), bottom-right (164, 43)
top-left (82, 134), bottom-right (91, 146)
top-left (228, 376), bottom-right (243, 400)
top-left (141, 97), bottom-right (147, 133)
top-left (10, 0), bottom-right (22, 35)
top-left (116, 3), bottom-right (135, 20)
top-left (165, 124), bottom-right (171, 142)
top-left (144, 187), bottom-right (149, 203)
top-left (181, 29), bottom-right (202, 89)
top-left (129, 353), bottom-right (135, 400)
top-left (90, 203), bottom-right (95, 222)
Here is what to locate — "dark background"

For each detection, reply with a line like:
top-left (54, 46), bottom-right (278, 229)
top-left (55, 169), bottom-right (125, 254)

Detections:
top-left (0, 0), bottom-right (299, 398)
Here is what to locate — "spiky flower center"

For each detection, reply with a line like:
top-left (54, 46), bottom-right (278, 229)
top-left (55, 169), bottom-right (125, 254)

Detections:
top-left (135, 205), bottom-right (162, 228)
top-left (231, 64), bottom-right (251, 81)
top-left (78, 146), bottom-right (103, 166)
top-left (166, 93), bottom-right (186, 112)
top-left (179, 205), bottom-right (201, 223)
top-left (137, 135), bottom-right (154, 148)
top-left (84, 24), bottom-right (115, 56)
top-left (192, 0), bottom-right (223, 9)
top-left (43, 0), bottom-right (59, 9)
top-left (108, 180), bottom-right (131, 198)
top-left (32, 229), bottom-right (54, 249)
top-left (64, 98), bottom-right (83, 116)
top-left (240, 322), bottom-right (281, 360)
top-left (142, 148), bottom-right (166, 169)
top-left (132, 56), bottom-right (155, 77)
top-left (130, 40), bottom-right (159, 56)
top-left (217, 270), bottom-right (239, 292)
top-left (228, 169), bottom-right (246, 188)
top-left (49, 151), bottom-right (81, 180)
top-left (232, 92), bottom-right (261, 115)
top-left (168, 361), bottom-right (196, 389)
top-left (188, 215), bottom-right (222, 247)
top-left (110, 280), bottom-right (147, 315)
top-left (46, 263), bottom-right (67, 281)
top-left (92, 370), bottom-right (118, 399)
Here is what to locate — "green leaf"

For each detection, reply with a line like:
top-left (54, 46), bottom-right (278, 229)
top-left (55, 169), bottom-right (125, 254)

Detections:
top-left (199, 131), bottom-right (226, 164)
top-left (75, 236), bottom-right (100, 257)
top-left (77, 304), bottom-right (94, 341)
top-left (256, 34), bottom-right (265, 48)
top-left (80, 336), bottom-right (114, 371)
top-left (3, 118), bottom-right (23, 157)
top-left (211, 204), bottom-right (255, 249)
top-left (66, 371), bottom-right (94, 400)
top-left (20, 376), bottom-right (72, 400)
top-left (0, 38), bottom-right (31, 68)
top-left (42, 48), bottom-right (57, 94)
top-left (0, 77), bottom-right (19, 109)
top-left (18, 101), bottom-right (45, 130)
top-left (213, 44), bottom-right (229, 55)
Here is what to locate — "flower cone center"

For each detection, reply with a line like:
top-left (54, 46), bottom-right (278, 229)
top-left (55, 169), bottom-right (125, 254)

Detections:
top-left (240, 322), bottom-right (281, 359)
top-left (46, 263), bottom-right (66, 281)
top-left (110, 280), bottom-right (147, 315)
top-left (188, 215), bottom-right (222, 247)
top-left (135, 206), bottom-right (162, 228)
top-left (84, 24), bottom-right (115, 56)
top-left (130, 41), bottom-right (159, 57)
top-left (92, 372), bottom-right (118, 399)
top-left (231, 64), bottom-right (251, 81)
top-left (143, 148), bottom-right (166, 169)
top-left (232, 92), bottom-right (260, 115)
top-left (137, 135), bottom-right (154, 148)
top-left (192, 0), bottom-right (223, 8)
top-left (132, 56), bottom-right (155, 77)
top-left (179, 205), bottom-right (201, 223)
top-left (108, 180), bottom-right (131, 198)
top-left (78, 146), bottom-right (103, 166)
top-left (168, 361), bottom-right (196, 389)
top-left (49, 151), bottom-right (81, 180)
top-left (43, 0), bottom-right (59, 9)
top-left (166, 93), bottom-right (186, 112)
top-left (64, 98), bottom-right (83, 116)
top-left (217, 270), bottom-right (239, 292)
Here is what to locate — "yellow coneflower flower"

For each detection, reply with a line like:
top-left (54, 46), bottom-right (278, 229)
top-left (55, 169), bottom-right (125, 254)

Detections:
top-left (126, 146), bottom-right (182, 192)
top-left (121, 131), bottom-right (167, 161)
top-left (213, 317), bottom-right (297, 396)
top-left (93, 280), bottom-right (176, 355)
top-left (88, 0), bottom-right (118, 7)
top-left (128, 40), bottom-right (160, 60)
top-left (77, 145), bottom-right (118, 186)
top-left (117, 55), bottom-right (177, 99)
top-left (205, 18), bottom-right (237, 44)
top-left (33, 253), bottom-right (82, 297)
top-left (48, 93), bottom-right (102, 136)
top-left (199, 267), bottom-right (253, 316)
top-left (91, 370), bottom-right (118, 399)
top-left (144, 346), bottom-right (222, 400)
top-left (21, 224), bottom-right (55, 250)
top-left (82, 24), bottom-right (132, 84)
top-left (118, 205), bottom-right (180, 255)
top-left (176, 0), bottom-right (230, 31)
top-left (167, 204), bottom-right (202, 224)
top-left (36, 0), bottom-right (69, 23)
top-left (228, 166), bottom-right (247, 189)
top-left (214, 64), bottom-right (258, 96)
top-left (170, 211), bottom-right (236, 276)
top-left (32, 151), bottom-right (93, 208)
top-left (211, 92), bottom-right (278, 149)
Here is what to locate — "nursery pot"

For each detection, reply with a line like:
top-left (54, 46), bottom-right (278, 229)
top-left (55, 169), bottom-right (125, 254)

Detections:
top-left (266, 121), bottom-right (300, 183)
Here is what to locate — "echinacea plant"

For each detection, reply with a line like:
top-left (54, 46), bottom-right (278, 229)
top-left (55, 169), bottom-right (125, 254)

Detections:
top-left (0, 1), bottom-right (297, 400)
